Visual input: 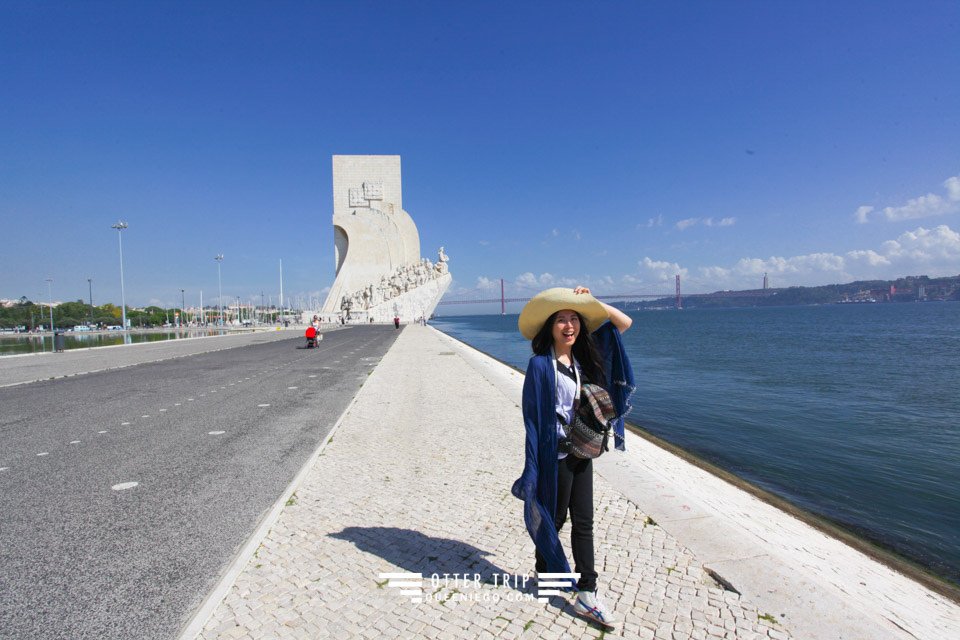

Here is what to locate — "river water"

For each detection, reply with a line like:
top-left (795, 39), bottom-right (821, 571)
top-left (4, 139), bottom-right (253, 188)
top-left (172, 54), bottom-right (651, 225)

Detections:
top-left (430, 303), bottom-right (960, 587)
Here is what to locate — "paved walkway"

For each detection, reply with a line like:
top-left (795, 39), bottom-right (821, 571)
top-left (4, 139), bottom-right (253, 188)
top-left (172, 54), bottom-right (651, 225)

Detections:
top-left (190, 326), bottom-right (798, 639)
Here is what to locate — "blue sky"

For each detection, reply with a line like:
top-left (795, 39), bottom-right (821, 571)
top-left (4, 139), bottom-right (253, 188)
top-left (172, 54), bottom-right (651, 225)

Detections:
top-left (1, 1), bottom-right (958, 313)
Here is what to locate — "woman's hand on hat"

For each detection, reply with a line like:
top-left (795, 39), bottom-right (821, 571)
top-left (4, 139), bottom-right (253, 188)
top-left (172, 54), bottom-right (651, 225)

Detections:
top-left (574, 286), bottom-right (591, 295)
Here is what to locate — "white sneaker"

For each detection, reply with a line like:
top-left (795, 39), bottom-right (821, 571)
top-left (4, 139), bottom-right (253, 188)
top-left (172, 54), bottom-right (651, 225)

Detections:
top-left (573, 590), bottom-right (617, 627)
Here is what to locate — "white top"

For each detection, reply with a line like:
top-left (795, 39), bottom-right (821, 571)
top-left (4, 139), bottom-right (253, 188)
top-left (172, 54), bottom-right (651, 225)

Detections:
top-left (552, 348), bottom-right (580, 460)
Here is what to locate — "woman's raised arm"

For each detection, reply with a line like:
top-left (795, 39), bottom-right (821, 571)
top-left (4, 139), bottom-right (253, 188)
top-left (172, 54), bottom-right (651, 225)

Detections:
top-left (573, 286), bottom-right (632, 333)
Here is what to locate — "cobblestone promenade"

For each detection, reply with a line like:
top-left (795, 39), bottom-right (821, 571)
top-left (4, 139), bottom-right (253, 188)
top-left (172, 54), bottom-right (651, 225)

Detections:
top-left (194, 326), bottom-right (791, 639)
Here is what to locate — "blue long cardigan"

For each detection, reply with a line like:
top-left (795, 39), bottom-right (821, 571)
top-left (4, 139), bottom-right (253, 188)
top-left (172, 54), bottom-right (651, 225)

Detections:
top-left (510, 321), bottom-right (636, 578)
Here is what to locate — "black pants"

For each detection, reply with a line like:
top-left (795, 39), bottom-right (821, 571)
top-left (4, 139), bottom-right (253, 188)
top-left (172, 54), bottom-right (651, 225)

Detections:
top-left (535, 455), bottom-right (597, 591)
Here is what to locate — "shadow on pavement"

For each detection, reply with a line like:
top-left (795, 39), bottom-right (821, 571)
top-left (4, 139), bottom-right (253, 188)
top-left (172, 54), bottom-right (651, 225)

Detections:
top-left (330, 526), bottom-right (533, 594)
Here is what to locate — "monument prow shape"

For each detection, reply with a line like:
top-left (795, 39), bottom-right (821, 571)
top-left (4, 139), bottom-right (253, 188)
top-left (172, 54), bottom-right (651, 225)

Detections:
top-left (320, 155), bottom-right (451, 322)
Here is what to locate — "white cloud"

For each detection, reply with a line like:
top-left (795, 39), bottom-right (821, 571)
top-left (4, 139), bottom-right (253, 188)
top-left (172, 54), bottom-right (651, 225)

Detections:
top-left (642, 214), bottom-right (663, 228)
top-left (857, 175), bottom-right (960, 223)
top-left (946, 176), bottom-right (960, 201)
top-left (515, 272), bottom-right (538, 289)
top-left (572, 229), bottom-right (582, 241)
top-left (514, 272), bottom-right (567, 290)
top-left (640, 257), bottom-right (688, 281)
top-left (476, 276), bottom-right (496, 290)
top-left (511, 225), bottom-right (959, 298)
top-left (884, 193), bottom-right (956, 221)
top-left (478, 240), bottom-right (490, 246)
top-left (688, 224), bottom-right (960, 290)
top-left (676, 216), bottom-right (735, 230)
top-left (854, 205), bottom-right (874, 224)
top-left (879, 224), bottom-right (960, 261)
top-left (846, 250), bottom-right (890, 267)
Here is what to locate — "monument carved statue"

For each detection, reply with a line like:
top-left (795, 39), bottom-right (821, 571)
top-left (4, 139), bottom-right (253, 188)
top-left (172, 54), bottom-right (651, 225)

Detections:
top-left (320, 156), bottom-right (451, 321)
top-left (334, 250), bottom-right (450, 311)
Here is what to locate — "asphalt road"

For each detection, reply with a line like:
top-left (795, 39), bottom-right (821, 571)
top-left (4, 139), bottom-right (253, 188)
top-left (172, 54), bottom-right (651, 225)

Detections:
top-left (0, 326), bottom-right (400, 639)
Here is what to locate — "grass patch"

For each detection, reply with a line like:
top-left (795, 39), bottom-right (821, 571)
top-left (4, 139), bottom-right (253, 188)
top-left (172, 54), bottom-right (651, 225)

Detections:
top-left (644, 515), bottom-right (657, 527)
top-left (438, 588), bottom-right (461, 607)
top-left (758, 613), bottom-right (778, 624)
top-left (666, 566), bottom-right (676, 575)
top-left (376, 578), bottom-right (389, 589)
top-left (285, 494), bottom-right (298, 507)
top-left (523, 620), bottom-right (534, 632)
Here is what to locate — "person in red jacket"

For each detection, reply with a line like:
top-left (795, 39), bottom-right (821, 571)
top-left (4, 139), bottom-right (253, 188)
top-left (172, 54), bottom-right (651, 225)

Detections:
top-left (305, 325), bottom-right (317, 348)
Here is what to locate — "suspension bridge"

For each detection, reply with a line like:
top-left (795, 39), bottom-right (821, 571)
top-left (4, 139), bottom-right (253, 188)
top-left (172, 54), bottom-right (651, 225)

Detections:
top-left (437, 276), bottom-right (774, 312)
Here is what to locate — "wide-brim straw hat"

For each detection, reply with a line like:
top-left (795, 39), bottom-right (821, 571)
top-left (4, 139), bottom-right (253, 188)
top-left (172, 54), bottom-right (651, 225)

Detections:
top-left (518, 288), bottom-right (609, 340)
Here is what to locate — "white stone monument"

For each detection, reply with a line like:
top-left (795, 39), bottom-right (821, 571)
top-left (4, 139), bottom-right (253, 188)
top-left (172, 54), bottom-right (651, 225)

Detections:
top-left (320, 155), bottom-right (451, 323)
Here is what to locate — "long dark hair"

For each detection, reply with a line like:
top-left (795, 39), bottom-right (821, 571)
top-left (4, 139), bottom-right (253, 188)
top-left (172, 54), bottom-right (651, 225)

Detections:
top-left (531, 310), bottom-right (606, 387)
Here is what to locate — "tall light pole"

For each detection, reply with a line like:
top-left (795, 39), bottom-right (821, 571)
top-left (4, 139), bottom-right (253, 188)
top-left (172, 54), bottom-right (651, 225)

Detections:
top-left (112, 221), bottom-right (128, 330)
top-left (180, 288), bottom-right (186, 327)
top-left (87, 277), bottom-right (94, 326)
top-left (215, 254), bottom-right (224, 326)
top-left (46, 278), bottom-right (54, 348)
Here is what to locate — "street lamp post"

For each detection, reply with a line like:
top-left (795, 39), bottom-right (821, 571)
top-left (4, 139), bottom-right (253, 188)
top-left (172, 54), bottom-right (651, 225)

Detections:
top-left (111, 221), bottom-right (128, 330)
top-left (87, 277), bottom-right (94, 326)
top-left (215, 254), bottom-right (224, 326)
top-left (180, 288), bottom-right (186, 328)
top-left (45, 278), bottom-right (54, 351)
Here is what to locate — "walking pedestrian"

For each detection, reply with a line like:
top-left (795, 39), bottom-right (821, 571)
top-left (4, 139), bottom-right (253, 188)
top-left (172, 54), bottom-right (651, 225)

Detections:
top-left (393, 316), bottom-right (400, 329)
top-left (512, 286), bottom-right (634, 628)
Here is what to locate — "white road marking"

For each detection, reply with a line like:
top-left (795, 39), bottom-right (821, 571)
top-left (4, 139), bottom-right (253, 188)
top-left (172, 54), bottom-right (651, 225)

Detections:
top-left (112, 482), bottom-right (138, 491)
top-left (210, 390), bottom-right (217, 394)
top-left (228, 383), bottom-right (235, 386)
top-left (288, 386), bottom-right (298, 390)
top-left (308, 375), bottom-right (317, 378)
top-left (37, 452), bottom-right (49, 456)
top-left (70, 440), bottom-right (80, 444)
top-left (0, 467), bottom-right (8, 472)
top-left (121, 422), bottom-right (131, 426)
top-left (98, 430), bottom-right (107, 434)
top-left (257, 403), bottom-right (270, 407)
top-left (141, 415), bottom-right (150, 418)
top-left (188, 398), bottom-right (194, 401)
top-left (160, 408), bottom-right (167, 412)
top-left (174, 403), bottom-right (181, 406)
top-left (209, 430), bottom-right (225, 435)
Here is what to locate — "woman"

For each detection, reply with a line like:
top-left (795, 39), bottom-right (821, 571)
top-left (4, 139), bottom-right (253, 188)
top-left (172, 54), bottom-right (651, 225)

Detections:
top-left (511, 286), bottom-right (634, 628)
